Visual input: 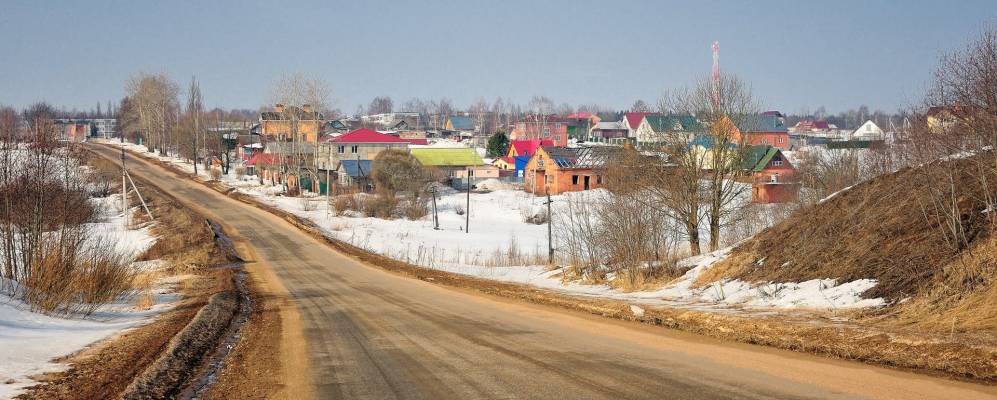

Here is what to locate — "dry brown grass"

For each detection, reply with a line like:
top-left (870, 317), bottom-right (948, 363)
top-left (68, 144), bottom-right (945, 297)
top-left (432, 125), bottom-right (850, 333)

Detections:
top-left (697, 155), bottom-right (995, 302)
top-left (890, 236), bottom-right (997, 332)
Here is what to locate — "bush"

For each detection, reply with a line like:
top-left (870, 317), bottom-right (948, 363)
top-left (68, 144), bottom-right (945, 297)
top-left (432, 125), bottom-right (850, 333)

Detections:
top-left (234, 166), bottom-right (246, 179)
top-left (403, 201), bottom-right (429, 220)
top-left (360, 194), bottom-right (397, 218)
top-left (209, 167), bottom-right (222, 181)
top-left (520, 206), bottom-right (548, 225)
top-left (299, 197), bottom-right (317, 211)
top-left (332, 195), bottom-right (352, 216)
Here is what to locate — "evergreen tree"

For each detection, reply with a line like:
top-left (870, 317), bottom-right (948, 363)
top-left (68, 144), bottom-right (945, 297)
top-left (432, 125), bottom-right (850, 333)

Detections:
top-left (486, 131), bottom-right (509, 158)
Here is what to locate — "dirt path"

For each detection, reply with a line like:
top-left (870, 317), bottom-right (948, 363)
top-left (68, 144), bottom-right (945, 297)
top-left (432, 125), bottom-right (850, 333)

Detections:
top-left (89, 143), bottom-right (997, 400)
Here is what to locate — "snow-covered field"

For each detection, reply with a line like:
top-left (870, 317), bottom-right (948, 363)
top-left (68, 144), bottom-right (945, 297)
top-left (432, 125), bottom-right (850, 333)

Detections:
top-left (96, 139), bottom-right (885, 314)
top-left (0, 172), bottom-right (174, 398)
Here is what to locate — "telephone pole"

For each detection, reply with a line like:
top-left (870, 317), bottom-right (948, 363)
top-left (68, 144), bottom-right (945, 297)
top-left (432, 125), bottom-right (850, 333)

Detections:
top-left (545, 189), bottom-right (553, 265)
top-left (120, 148), bottom-right (155, 226)
top-left (465, 169), bottom-right (471, 233)
top-left (430, 185), bottom-right (440, 230)
top-left (121, 148), bottom-right (128, 226)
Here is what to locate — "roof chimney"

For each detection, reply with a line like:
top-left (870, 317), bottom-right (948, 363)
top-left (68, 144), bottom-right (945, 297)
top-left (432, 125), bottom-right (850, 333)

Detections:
top-left (302, 104), bottom-right (312, 113)
top-left (275, 103), bottom-right (285, 113)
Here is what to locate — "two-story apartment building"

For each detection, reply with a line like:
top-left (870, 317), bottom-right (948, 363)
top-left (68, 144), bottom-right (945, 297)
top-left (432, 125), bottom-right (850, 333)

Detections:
top-left (509, 115), bottom-right (569, 146)
top-left (317, 128), bottom-right (412, 171)
top-left (260, 104), bottom-right (325, 143)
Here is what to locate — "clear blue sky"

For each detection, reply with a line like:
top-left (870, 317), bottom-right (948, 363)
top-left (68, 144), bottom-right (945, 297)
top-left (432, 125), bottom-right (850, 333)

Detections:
top-left (1, 0), bottom-right (993, 114)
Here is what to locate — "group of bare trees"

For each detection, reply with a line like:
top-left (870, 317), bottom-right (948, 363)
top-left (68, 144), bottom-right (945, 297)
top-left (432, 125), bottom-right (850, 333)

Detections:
top-left (553, 150), bottom-right (683, 288)
top-left (0, 110), bottom-right (133, 315)
top-left (122, 72), bottom-right (180, 155)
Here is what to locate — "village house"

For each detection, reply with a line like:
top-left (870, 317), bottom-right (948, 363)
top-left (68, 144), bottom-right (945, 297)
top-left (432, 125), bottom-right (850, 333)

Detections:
top-left (927, 105), bottom-right (978, 133)
top-left (410, 148), bottom-right (499, 189)
top-left (506, 139), bottom-right (553, 158)
top-left (361, 112), bottom-right (421, 131)
top-left (52, 119), bottom-right (90, 142)
top-left (509, 115), bottom-right (569, 146)
top-left (523, 146), bottom-right (620, 195)
top-left (259, 104), bottom-right (325, 143)
top-left (320, 119), bottom-right (350, 138)
top-left (445, 115), bottom-right (476, 134)
top-left (742, 145), bottom-right (799, 203)
top-left (565, 112), bottom-right (601, 141)
top-left (623, 112), bottom-right (659, 139)
top-left (492, 156), bottom-right (516, 171)
top-left (317, 128), bottom-right (413, 171)
top-left (849, 120), bottom-right (885, 140)
top-left (790, 119), bottom-right (835, 134)
top-left (634, 114), bottom-right (703, 147)
top-left (333, 159), bottom-right (373, 192)
top-left (589, 121), bottom-right (628, 143)
top-left (734, 114), bottom-right (791, 150)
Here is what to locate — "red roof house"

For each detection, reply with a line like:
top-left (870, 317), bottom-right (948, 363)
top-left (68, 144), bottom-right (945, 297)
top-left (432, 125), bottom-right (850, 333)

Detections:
top-left (623, 112), bottom-right (661, 137)
top-left (506, 139), bottom-right (554, 158)
top-left (323, 128), bottom-right (409, 144)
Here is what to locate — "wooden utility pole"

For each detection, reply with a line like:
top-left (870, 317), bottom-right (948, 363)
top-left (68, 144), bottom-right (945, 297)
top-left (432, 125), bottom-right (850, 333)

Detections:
top-left (465, 169), bottom-right (471, 233)
top-left (545, 188), bottom-right (553, 265)
top-left (431, 185), bottom-right (439, 230)
top-left (120, 148), bottom-right (155, 225)
top-left (121, 148), bottom-right (128, 226)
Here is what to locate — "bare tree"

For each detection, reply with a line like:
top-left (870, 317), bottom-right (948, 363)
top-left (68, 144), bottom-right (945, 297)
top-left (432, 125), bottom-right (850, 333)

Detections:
top-left (182, 76), bottom-right (203, 175)
top-left (368, 96), bottom-right (394, 115)
top-left (267, 73), bottom-right (333, 195)
top-left (904, 24), bottom-right (997, 249)
top-left (630, 99), bottom-right (651, 113)
top-left (650, 74), bottom-right (759, 253)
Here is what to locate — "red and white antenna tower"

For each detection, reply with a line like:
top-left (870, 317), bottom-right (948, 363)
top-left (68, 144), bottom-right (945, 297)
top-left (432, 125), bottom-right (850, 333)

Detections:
top-left (711, 41), bottom-right (720, 107)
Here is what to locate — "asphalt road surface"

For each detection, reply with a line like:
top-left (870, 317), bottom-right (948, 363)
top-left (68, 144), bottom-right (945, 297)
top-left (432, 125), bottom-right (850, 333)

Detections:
top-left (90, 144), bottom-right (996, 400)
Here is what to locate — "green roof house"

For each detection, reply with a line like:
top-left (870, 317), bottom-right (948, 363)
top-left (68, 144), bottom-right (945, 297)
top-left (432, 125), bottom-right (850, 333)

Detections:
top-left (410, 148), bottom-right (498, 189)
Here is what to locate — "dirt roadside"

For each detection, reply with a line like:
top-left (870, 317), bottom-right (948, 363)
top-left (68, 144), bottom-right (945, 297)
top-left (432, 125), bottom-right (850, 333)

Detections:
top-left (82, 144), bottom-right (311, 400)
top-left (101, 143), bottom-right (997, 384)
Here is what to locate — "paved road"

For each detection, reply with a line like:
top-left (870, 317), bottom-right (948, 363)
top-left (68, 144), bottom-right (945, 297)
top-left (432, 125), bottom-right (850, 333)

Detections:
top-left (91, 144), bottom-right (997, 400)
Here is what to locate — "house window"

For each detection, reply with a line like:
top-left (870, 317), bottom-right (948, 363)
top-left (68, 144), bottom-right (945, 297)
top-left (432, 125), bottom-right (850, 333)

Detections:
top-left (572, 175), bottom-right (579, 185)
top-left (543, 127), bottom-right (550, 137)
top-left (555, 123), bottom-right (561, 130)
top-left (337, 145), bottom-right (345, 154)
top-left (351, 145), bottom-right (358, 153)
top-left (777, 136), bottom-right (785, 144)
top-left (524, 150), bottom-right (529, 156)
top-left (773, 160), bottom-right (783, 166)
top-left (469, 169), bottom-right (475, 177)
top-left (597, 175), bottom-right (603, 184)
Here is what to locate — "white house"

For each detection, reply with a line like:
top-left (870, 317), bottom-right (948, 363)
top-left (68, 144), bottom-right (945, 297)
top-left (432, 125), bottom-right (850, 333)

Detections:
top-left (850, 120), bottom-right (884, 140)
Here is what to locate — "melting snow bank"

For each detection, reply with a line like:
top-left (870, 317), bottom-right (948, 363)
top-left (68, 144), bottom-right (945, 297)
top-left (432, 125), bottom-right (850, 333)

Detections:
top-left (0, 279), bottom-right (180, 398)
top-left (425, 247), bottom-right (885, 311)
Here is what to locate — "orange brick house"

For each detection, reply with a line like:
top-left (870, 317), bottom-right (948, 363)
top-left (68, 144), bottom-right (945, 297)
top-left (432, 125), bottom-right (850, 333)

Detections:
top-left (523, 146), bottom-right (619, 195)
top-left (731, 114), bottom-right (790, 150)
top-left (259, 104), bottom-right (325, 143)
top-left (510, 115), bottom-right (569, 146)
top-left (743, 146), bottom-right (799, 203)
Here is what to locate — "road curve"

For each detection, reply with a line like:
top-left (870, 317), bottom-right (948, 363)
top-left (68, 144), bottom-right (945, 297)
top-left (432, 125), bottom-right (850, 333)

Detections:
top-left (89, 144), bottom-right (997, 400)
